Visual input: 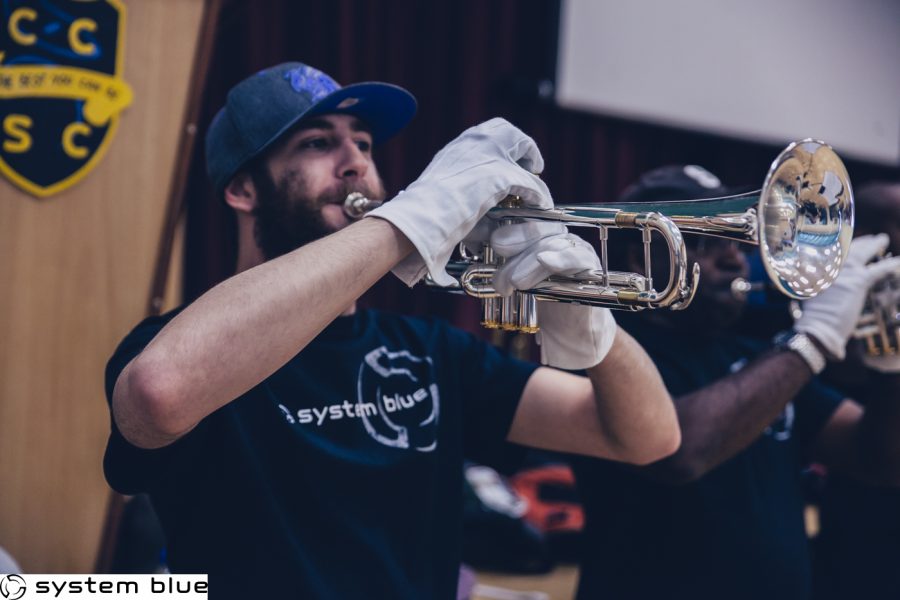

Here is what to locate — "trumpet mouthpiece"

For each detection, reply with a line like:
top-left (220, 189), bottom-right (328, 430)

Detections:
top-left (343, 192), bottom-right (382, 219)
top-left (730, 277), bottom-right (764, 299)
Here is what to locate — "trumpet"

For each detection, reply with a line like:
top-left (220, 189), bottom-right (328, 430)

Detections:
top-left (345, 139), bottom-right (854, 333)
top-left (856, 255), bottom-right (900, 356)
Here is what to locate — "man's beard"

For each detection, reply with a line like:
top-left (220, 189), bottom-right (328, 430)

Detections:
top-left (250, 166), bottom-right (386, 261)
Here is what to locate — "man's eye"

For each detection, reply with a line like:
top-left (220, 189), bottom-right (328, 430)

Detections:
top-left (356, 140), bottom-right (372, 153)
top-left (299, 137), bottom-right (328, 150)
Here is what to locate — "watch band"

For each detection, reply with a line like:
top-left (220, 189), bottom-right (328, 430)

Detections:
top-left (774, 330), bottom-right (826, 375)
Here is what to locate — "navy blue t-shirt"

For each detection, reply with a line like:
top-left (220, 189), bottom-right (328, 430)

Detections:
top-left (104, 308), bottom-right (537, 599)
top-left (572, 314), bottom-right (845, 600)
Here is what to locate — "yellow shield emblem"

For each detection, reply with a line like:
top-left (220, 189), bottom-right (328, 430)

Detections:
top-left (0, 0), bottom-right (132, 197)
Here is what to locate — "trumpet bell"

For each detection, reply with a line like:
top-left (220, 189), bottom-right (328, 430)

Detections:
top-left (758, 139), bottom-right (854, 299)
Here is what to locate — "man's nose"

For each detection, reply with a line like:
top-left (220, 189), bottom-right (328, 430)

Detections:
top-left (336, 140), bottom-right (368, 180)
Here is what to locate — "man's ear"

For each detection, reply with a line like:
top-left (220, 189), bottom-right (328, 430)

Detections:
top-left (224, 171), bottom-right (257, 214)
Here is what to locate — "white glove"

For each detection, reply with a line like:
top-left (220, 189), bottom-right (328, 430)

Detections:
top-left (366, 118), bottom-right (552, 286)
top-left (462, 218), bottom-right (566, 262)
top-left (795, 234), bottom-right (900, 360)
top-left (492, 222), bottom-right (617, 370)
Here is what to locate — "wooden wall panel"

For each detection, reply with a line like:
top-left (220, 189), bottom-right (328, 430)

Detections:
top-left (0, 0), bottom-right (206, 573)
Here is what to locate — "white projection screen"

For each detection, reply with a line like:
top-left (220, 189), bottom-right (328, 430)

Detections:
top-left (555, 0), bottom-right (900, 165)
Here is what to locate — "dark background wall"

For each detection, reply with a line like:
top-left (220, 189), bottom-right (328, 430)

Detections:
top-left (183, 0), bottom-right (899, 342)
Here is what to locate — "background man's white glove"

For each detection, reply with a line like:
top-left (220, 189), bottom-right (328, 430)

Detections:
top-left (492, 222), bottom-right (617, 370)
top-left (366, 118), bottom-right (551, 286)
top-left (795, 234), bottom-right (900, 361)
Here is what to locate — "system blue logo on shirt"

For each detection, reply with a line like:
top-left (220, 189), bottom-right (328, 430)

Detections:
top-left (358, 347), bottom-right (440, 452)
top-left (276, 346), bottom-right (441, 452)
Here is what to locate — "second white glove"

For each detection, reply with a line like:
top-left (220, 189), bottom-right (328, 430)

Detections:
top-left (795, 234), bottom-right (900, 360)
top-left (491, 223), bottom-right (617, 370)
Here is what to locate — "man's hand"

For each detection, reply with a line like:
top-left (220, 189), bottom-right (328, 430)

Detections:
top-left (366, 118), bottom-right (551, 286)
top-left (491, 222), bottom-right (617, 370)
top-left (795, 234), bottom-right (900, 360)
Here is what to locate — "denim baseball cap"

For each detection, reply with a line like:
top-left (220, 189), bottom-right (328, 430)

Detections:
top-left (206, 62), bottom-right (417, 193)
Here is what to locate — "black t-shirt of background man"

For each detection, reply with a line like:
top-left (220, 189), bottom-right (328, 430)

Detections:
top-left (572, 313), bottom-right (844, 600)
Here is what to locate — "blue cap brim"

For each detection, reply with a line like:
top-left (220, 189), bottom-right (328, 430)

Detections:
top-left (305, 82), bottom-right (417, 145)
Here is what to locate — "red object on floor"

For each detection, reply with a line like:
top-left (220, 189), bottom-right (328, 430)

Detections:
top-left (510, 464), bottom-right (584, 534)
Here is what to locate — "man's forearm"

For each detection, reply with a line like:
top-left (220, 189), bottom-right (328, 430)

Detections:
top-left (643, 347), bottom-right (815, 482)
top-left (583, 329), bottom-right (681, 465)
top-left (114, 218), bottom-right (414, 448)
top-left (506, 328), bottom-right (679, 464)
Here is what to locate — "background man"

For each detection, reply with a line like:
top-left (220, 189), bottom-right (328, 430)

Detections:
top-left (572, 165), bottom-right (900, 600)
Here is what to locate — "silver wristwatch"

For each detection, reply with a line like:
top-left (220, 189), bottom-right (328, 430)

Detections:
top-left (774, 330), bottom-right (826, 375)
